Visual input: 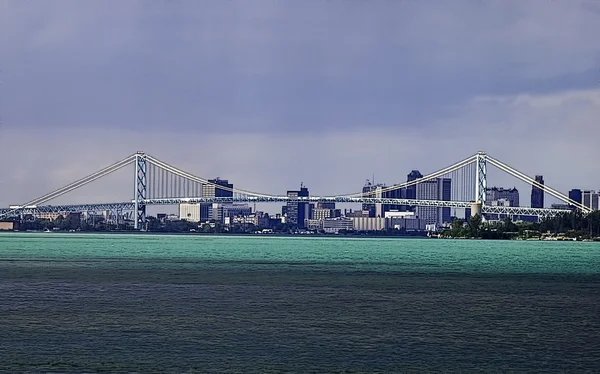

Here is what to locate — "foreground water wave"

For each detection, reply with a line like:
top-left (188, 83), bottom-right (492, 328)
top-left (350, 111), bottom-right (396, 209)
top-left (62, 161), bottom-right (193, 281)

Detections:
top-left (1, 233), bottom-right (599, 372)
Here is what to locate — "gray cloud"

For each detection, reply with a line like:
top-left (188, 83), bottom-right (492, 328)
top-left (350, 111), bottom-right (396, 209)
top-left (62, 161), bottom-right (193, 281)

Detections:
top-left (1, 0), bottom-right (599, 211)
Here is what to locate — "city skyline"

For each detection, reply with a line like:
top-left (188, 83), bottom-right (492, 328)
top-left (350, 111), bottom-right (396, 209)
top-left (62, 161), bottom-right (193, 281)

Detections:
top-left (1, 1), bottom-right (599, 208)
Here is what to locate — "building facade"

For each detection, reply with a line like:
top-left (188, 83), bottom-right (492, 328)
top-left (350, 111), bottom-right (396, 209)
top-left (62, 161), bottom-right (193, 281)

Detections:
top-left (569, 189), bottom-right (583, 205)
top-left (179, 203), bottom-right (201, 222)
top-left (582, 190), bottom-right (600, 211)
top-left (323, 217), bottom-right (353, 234)
top-left (405, 170), bottom-right (423, 212)
top-left (286, 185), bottom-right (310, 228)
top-left (486, 187), bottom-right (520, 207)
top-left (531, 175), bottom-right (544, 208)
top-left (413, 178), bottom-right (451, 227)
top-left (416, 180), bottom-right (438, 226)
top-left (362, 181), bottom-right (384, 217)
top-left (202, 178), bottom-right (233, 198)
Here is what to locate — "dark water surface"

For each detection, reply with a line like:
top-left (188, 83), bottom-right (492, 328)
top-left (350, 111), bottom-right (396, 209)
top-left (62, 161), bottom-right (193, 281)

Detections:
top-left (1, 233), bottom-right (600, 372)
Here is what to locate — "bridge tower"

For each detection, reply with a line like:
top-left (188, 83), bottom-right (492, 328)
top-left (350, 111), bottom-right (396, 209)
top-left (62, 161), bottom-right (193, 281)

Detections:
top-left (475, 151), bottom-right (487, 205)
top-left (134, 152), bottom-right (147, 230)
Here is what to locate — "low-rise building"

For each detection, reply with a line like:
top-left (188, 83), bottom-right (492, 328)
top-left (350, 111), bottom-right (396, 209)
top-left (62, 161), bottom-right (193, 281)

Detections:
top-left (323, 217), bottom-right (353, 234)
top-left (0, 222), bottom-right (14, 231)
top-left (179, 203), bottom-right (201, 222)
top-left (304, 219), bottom-right (323, 231)
top-left (352, 217), bottom-right (386, 231)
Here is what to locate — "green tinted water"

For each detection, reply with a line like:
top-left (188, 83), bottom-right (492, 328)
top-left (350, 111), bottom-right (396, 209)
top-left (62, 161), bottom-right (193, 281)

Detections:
top-left (2, 233), bottom-right (599, 274)
top-left (1, 233), bottom-right (600, 372)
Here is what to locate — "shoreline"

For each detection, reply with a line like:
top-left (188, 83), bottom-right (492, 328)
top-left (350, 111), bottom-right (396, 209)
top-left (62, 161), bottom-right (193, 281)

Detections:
top-left (2, 230), bottom-right (599, 242)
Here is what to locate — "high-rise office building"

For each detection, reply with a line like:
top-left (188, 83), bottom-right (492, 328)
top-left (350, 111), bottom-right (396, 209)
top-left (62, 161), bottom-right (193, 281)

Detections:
top-left (286, 184), bottom-right (310, 228)
top-left (582, 190), bottom-right (600, 211)
top-left (405, 170), bottom-right (423, 212)
top-left (362, 181), bottom-right (384, 217)
top-left (569, 189), bottom-right (583, 205)
top-left (531, 175), bottom-right (544, 208)
top-left (486, 187), bottom-right (519, 207)
top-left (383, 186), bottom-right (403, 213)
top-left (416, 180), bottom-right (438, 225)
top-left (202, 178), bottom-right (233, 198)
top-left (438, 178), bottom-right (452, 225)
top-left (414, 178), bottom-right (452, 226)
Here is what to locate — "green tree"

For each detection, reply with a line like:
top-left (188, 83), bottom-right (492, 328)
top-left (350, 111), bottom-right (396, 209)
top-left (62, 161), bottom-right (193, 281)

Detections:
top-left (467, 214), bottom-right (482, 237)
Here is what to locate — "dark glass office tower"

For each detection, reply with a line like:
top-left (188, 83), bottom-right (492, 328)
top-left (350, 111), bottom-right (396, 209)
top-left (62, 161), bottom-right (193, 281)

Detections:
top-left (286, 185), bottom-right (309, 228)
top-left (531, 175), bottom-right (544, 208)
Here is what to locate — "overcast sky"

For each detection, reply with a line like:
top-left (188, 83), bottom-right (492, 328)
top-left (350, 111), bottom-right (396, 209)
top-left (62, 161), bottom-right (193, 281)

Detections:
top-left (1, 0), bottom-right (599, 210)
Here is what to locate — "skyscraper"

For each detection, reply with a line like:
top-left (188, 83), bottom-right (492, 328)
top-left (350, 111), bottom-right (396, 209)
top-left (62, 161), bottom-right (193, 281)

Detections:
top-left (413, 178), bottom-right (451, 226)
top-left (486, 187), bottom-right (519, 207)
top-left (416, 179), bottom-right (438, 225)
top-left (438, 178), bottom-right (452, 225)
top-left (202, 178), bottom-right (233, 198)
top-left (531, 175), bottom-right (544, 208)
top-left (286, 184), bottom-right (310, 228)
top-left (383, 186), bottom-right (403, 213)
top-left (200, 178), bottom-right (233, 221)
top-left (582, 190), bottom-right (600, 211)
top-left (362, 181), bottom-right (384, 217)
top-left (405, 170), bottom-right (423, 212)
top-left (569, 189), bottom-right (583, 205)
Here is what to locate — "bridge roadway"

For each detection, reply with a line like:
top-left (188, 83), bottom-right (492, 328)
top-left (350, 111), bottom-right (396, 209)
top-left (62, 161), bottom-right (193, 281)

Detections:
top-left (1, 196), bottom-right (571, 218)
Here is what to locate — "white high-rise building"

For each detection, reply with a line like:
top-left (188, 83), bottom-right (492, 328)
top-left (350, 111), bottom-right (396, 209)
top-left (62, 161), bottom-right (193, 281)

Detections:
top-left (582, 190), bottom-right (600, 211)
top-left (179, 203), bottom-right (201, 222)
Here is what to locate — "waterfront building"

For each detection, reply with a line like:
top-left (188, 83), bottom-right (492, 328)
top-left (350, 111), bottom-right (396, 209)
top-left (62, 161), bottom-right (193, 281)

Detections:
top-left (438, 178), bottom-right (452, 225)
top-left (179, 203), bottom-right (200, 222)
top-left (389, 217), bottom-right (427, 231)
top-left (323, 217), bottom-right (353, 234)
top-left (0, 222), bottom-right (14, 231)
top-left (351, 217), bottom-right (386, 231)
top-left (286, 184), bottom-right (310, 228)
top-left (413, 178), bottom-right (451, 227)
top-left (304, 219), bottom-right (323, 231)
top-left (416, 180), bottom-right (438, 226)
top-left (531, 175), bottom-right (544, 208)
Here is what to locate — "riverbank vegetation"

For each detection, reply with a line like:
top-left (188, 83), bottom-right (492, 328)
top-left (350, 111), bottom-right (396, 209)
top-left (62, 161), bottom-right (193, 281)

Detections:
top-left (442, 211), bottom-right (600, 240)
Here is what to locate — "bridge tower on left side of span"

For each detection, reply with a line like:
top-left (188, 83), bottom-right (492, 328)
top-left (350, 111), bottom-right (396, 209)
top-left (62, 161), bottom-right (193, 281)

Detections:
top-left (134, 152), bottom-right (147, 230)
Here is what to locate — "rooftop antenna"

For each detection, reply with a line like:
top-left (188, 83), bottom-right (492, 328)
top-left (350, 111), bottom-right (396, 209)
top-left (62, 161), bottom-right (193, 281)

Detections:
top-left (373, 173), bottom-right (375, 185)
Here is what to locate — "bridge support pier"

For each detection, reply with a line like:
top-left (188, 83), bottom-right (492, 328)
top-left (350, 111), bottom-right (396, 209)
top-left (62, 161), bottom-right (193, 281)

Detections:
top-left (134, 152), bottom-right (147, 230)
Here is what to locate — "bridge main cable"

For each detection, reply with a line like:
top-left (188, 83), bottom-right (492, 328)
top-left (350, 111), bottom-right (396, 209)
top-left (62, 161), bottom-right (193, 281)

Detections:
top-left (145, 155), bottom-right (284, 198)
top-left (0, 155), bottom-right (136, 219)
top-left (486, 156), bottom-right (591, 213)
top-left (334, 154), bottom-right (478, 198)
top-left (146, 153), bottom-right (477, 200)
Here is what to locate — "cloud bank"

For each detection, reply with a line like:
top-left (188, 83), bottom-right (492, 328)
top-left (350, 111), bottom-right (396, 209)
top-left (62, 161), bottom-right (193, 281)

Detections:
top-left (1, 0), bottom-right (599, 210)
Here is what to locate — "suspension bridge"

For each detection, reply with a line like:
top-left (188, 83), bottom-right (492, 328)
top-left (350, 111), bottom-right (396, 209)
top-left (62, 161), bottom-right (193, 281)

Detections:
top-left (0, 151), bottom-right (591, 229)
